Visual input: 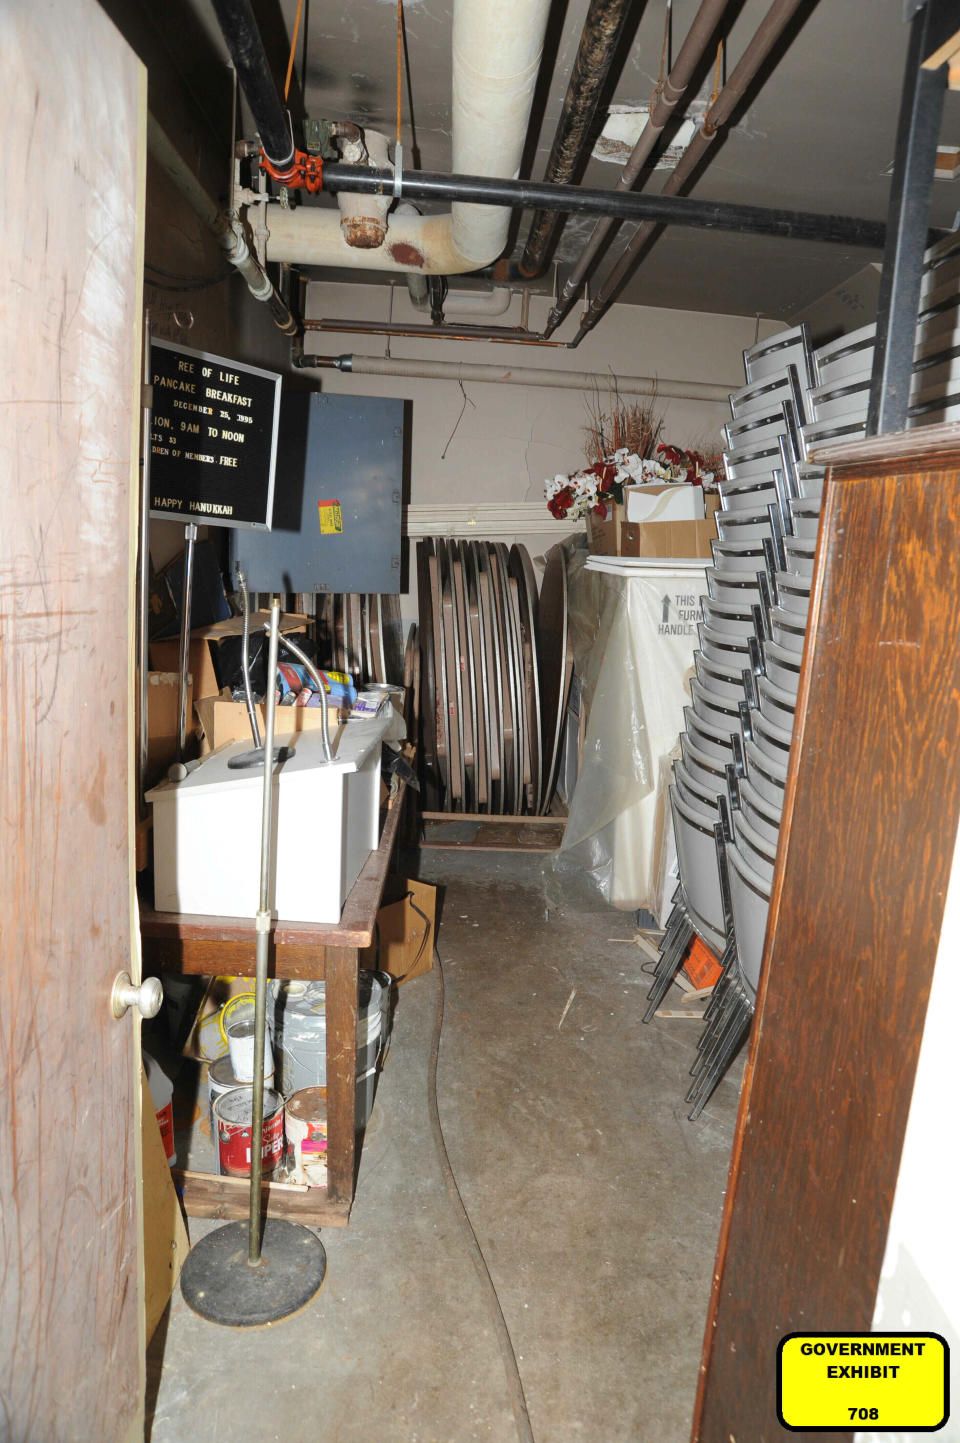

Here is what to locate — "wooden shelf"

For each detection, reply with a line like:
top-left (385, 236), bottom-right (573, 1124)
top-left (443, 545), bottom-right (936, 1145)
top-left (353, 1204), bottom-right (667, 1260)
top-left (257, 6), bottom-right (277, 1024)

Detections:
top-left (140, 788), bottom-right (406, 974)
top-left (143, 785), bottom-right (407, 1222)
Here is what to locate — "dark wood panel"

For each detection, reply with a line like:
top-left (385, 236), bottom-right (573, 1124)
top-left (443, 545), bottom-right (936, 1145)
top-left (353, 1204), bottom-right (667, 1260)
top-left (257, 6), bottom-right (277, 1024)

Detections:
top-left (0, 6), bottom-right (144, 1438)
top-left (324, 948), bottom-right (359, 1207)
top-left (692, 449), bottom-right (960, 1442)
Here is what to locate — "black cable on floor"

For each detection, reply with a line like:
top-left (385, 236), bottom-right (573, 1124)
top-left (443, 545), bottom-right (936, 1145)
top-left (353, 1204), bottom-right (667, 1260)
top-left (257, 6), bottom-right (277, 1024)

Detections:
top-left (427, 950), bottom-right (536, 1443)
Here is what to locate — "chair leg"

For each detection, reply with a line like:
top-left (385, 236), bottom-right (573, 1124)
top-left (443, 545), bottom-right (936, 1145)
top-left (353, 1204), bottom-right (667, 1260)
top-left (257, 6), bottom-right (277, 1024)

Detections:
top-left (687, 982), bottom-right (754, 1120)
top-left (642, 900), bottom-right (694, 1024)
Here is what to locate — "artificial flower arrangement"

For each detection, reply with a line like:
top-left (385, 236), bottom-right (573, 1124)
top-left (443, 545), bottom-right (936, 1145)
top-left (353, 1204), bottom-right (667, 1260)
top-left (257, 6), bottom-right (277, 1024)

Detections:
top-left (543, 382), bottom-right (720, 523)
top-left (545, 443), bottom-right (718, 522)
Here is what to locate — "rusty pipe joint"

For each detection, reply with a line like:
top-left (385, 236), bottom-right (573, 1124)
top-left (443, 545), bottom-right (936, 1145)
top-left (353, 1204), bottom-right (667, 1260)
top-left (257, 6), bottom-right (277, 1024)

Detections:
top-left (337, 128), bottom-right (393, 249)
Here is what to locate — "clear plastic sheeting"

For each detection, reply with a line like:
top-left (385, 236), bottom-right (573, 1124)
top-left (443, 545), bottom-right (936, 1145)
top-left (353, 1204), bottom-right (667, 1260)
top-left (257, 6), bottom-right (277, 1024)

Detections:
top-left (553, 538), bottom-right (707, 913)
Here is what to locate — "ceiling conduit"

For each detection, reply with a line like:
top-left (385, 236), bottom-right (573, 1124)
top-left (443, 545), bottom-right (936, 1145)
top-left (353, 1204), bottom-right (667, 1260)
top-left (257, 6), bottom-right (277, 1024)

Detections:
top-left (570, 0), bottom-right (808, 345)
top-left (542, 0), bottom-right (731, 337)
top-left (295, 351), bottom-right (734, 400)
top-left (262, 0), bottom-right (554, 274)
top-left (518, 0), bottom-right (646, 280)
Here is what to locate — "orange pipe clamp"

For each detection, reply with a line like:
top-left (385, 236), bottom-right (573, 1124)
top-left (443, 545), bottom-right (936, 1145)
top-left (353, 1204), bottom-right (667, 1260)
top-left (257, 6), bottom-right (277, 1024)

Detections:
top-left (260, 149), bottom-right (324, 194)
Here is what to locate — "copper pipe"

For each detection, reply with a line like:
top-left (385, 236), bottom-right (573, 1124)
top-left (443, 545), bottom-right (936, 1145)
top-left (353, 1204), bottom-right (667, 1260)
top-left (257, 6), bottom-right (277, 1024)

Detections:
top-left (543, 0), bottom-right (731, 336)
top-left (303, 319), bottom-right (568, 346)
top-left (571, 0), bottom-right (809, 344)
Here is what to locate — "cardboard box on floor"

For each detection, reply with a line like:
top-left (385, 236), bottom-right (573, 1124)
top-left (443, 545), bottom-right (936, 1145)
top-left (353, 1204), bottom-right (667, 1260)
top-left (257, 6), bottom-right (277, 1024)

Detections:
top-left (621, 494), bottom-right (720, 560)
top-left (361, 877), bottom-right (437, 984)
top-left (195, 691), bottom-right (343, 755)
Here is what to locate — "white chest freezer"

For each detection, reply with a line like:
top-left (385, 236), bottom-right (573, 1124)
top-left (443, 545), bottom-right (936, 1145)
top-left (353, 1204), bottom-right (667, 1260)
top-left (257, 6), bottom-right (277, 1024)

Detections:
top-left (147, 713), bottom-right (394, 924)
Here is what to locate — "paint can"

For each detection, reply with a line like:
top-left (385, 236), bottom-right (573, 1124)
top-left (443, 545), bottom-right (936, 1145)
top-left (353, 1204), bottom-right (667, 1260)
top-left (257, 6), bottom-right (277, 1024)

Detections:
top-left (207, 1054), bottom-right (274, 1173)
top-left (226, 1015), bottom-right (273, 1083)
top-left (214, 1086), bottom-right (285, 1179)
top-left (269, 974), bottom-right (384, 1128)
top-left (285, 1087), bottom-right (328, 1187)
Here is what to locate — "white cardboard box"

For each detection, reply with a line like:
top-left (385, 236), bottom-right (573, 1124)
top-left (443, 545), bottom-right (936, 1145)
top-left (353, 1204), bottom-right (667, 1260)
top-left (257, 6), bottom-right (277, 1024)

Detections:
top-left (146, 714), bottom-right (394, 924)
top-left (624, 483), bottom-right (705, 524)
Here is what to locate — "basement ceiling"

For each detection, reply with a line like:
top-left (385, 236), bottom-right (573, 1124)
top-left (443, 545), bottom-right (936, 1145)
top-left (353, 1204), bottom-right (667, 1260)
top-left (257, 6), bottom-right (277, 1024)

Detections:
top-left (194, 0), bottom-right (960, 322)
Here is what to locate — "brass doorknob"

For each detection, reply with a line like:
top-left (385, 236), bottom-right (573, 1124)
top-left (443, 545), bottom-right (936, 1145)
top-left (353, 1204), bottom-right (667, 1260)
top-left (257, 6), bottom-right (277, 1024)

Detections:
top-left (111, 971), bottom-right (164, 1020)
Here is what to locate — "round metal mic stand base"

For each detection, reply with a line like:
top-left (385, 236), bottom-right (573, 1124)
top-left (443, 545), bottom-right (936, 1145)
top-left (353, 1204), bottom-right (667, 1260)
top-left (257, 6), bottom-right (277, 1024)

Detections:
top-left (179, 1218), bottom-right (326, 1327)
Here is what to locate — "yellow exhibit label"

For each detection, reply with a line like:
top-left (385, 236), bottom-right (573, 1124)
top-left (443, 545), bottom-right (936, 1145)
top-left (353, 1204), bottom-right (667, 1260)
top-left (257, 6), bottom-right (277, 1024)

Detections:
top-left (317, 500), bottom-right (343, 534)
top-left (778, 1333), bottom-right (949, 1431)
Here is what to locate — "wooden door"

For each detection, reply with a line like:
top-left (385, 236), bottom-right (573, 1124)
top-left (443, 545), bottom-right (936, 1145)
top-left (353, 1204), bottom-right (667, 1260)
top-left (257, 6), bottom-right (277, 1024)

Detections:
top-left (0, 4), bottom-right (146, 1439)
top-left (691, 435), bottom-right (960, 1441)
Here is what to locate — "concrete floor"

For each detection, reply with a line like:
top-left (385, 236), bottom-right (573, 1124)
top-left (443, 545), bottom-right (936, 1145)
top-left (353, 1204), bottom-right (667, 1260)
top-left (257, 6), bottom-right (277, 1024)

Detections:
top-left (148, 852), bottom-right (742, 1443)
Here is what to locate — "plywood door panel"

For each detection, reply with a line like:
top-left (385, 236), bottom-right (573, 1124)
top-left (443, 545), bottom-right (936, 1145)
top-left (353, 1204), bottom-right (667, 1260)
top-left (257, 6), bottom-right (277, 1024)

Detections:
top-left (0, 3), bottom-right (145, 1439)
top-left (692, 449), bottom-right (960, 1442)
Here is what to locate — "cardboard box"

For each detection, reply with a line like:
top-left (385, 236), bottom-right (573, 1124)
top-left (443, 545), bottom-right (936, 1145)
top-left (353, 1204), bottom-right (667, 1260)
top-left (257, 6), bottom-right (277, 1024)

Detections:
top-left (182, 975), bottom-right (255, 1062)
top-left (624, 483), bottom-right (705, 524)
top-left (360, 878), bottom-right (437, 984)
top-left (586, 501), bottom-right (623, 555)
top-left (146, 671), bottom-right (194, 786)
top-left (149, 637), bottom-right (220, 708)
top-left (621, 494), bottom-right (720, 560)
top-left (149, 612), bottom-right (310, 706)
top-left (195, 691), bottom-right (343, 754)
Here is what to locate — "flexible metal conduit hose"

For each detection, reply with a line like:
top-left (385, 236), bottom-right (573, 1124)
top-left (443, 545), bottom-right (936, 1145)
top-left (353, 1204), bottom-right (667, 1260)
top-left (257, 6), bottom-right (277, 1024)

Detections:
top-left (270, 628), bottom-right (334, 764)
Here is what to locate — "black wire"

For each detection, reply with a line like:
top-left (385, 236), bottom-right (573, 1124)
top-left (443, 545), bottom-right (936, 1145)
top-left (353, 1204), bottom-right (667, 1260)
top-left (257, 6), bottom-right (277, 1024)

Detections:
top-left (439, 381), bottom-right (475, 460)
top-left (428, 950), bottom-right (536, 1443)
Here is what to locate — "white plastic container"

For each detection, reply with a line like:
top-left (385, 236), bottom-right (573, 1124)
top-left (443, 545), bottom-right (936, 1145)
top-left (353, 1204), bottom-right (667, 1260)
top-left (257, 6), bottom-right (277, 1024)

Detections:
top-left (147, 714), bottom-right (393, 924)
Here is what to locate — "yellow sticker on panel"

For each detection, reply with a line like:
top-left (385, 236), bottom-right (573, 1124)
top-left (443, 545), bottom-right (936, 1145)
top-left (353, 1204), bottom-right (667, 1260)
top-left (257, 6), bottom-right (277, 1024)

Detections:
top-left (317, 500), bottom-right (343, 534)
top-left (777, 1332), bottom-right (948, 1432)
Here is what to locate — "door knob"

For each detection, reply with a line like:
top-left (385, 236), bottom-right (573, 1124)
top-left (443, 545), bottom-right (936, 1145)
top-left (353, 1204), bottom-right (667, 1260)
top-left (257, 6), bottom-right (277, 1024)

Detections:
top-left (111, 971), bottom-right (164, 1020)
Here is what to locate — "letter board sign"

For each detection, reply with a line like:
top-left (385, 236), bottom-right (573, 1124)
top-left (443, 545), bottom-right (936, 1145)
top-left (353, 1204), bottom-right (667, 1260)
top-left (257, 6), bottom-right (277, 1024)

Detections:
top-left (148, 339), bottom-right (281, 530)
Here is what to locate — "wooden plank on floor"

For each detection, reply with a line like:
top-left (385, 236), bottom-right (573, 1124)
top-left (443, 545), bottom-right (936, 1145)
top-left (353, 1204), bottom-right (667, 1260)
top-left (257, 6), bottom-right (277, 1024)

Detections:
top-left (422, 819), bottom-right (566, 851)
top-left (175, 1170), bottom-right (350, 1227)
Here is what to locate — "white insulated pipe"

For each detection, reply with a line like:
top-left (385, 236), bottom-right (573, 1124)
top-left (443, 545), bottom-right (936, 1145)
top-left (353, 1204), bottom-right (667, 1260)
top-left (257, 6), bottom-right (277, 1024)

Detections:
top-left (306, 352), bottom-right (734, 401)
top-left (265, 0), bottom-right (553, 274)
top-left (450, 0), bottom-right (553, 265)
top-left (444, 287), bottom-right (513, 318)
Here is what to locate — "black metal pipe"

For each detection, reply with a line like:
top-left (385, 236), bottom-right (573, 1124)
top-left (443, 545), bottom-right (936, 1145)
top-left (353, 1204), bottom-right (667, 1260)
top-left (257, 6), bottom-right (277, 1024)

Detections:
top-left (321, 163), bottom-right (887, 249)
top-left (866, 0), bottom-right (952, 437)
top-left (211, 0), bottom-right (294, 169)
top-left (518, 0), bottom-right (643, 279)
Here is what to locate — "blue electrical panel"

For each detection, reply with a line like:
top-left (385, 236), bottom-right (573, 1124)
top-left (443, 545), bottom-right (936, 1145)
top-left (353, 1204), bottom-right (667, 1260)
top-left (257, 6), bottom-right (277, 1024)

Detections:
top-left (231, 391), bottom-right (404, 594)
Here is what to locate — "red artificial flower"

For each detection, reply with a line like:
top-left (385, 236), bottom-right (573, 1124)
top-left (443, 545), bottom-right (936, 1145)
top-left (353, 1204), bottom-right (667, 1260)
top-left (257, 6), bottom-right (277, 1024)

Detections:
top-left (593, 499), bottom-right (609, 520)
top-left (548, 486), bottom-right (575, 519)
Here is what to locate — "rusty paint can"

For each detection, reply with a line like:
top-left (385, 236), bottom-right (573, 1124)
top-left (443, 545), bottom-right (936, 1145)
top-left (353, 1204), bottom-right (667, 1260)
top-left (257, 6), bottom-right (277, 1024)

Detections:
top-left (214, 1086), bottom-right (285, 1179)
top-left (285, 1087), bottom-right (328, 1186)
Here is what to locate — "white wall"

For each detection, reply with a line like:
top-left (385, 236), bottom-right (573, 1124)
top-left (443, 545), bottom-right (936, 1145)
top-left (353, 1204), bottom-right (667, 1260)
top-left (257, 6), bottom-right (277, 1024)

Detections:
top-left (302, 281), bottom-right (782, 618)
